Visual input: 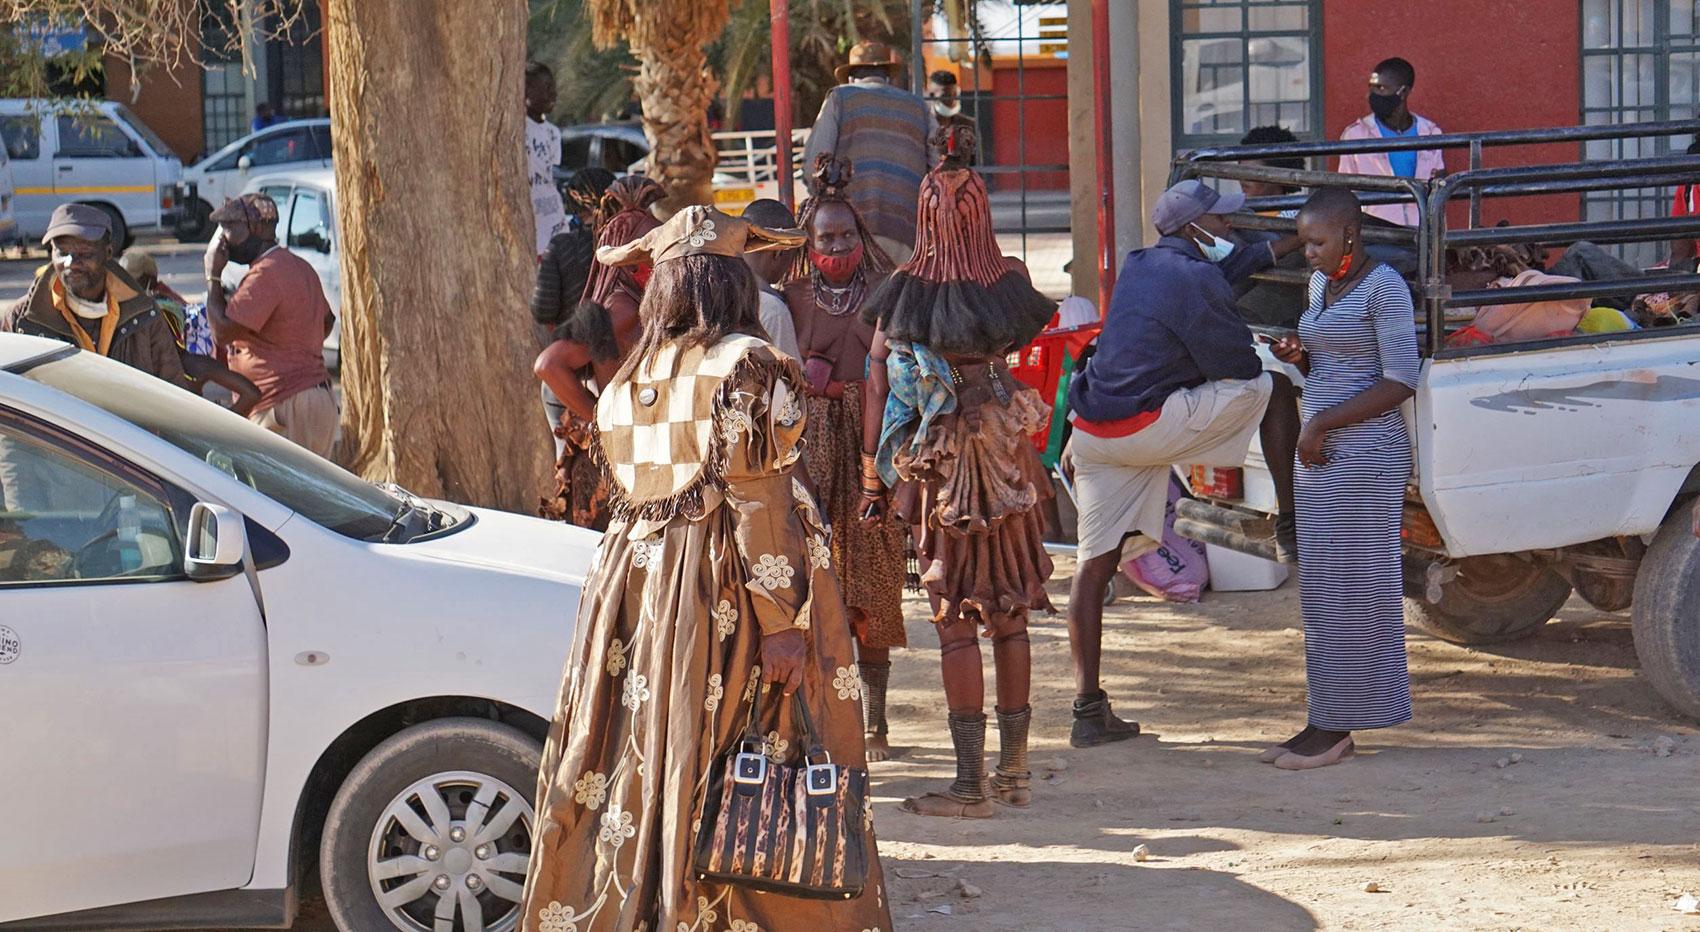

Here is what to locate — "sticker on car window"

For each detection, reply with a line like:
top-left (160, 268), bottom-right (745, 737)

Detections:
top-left (0, 625), bottom-right (18, 664)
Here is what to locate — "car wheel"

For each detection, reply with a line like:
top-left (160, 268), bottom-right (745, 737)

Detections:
top-left (1403, 553), bottom-right (1573, 645)
top-left (87, 203), bottom-right (128, 254)
top-left (175, 198), bottom-right (213, 242)
top-left (320, 717), bottom-right (541, 932)
top-left (1631, 504), bottom-right (1700, 719)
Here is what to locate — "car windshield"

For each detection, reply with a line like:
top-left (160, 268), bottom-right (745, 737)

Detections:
top-left (111, 104), bottom-right (175, 159)
top-left (19, 350), bottom-right (455, 543)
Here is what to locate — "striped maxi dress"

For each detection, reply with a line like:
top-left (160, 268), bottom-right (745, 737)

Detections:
top-left (1294, 263), bottom-right (1421, 731)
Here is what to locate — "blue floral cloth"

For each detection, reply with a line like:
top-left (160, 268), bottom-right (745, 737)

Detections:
top-left (875, 340), bottom-right (956, 486)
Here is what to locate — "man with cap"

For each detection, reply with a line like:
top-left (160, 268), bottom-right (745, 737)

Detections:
top-left (204, 193), bottom-right (338, 457)
top-left (802, 39), bottom-right (935, 263)
top-left (1059, 179), bottom-right (1304, 748)
top-left (1, 204), bottom-right (184, 384)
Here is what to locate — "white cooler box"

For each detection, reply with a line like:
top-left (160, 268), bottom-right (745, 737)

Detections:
top-left (1206, 542), bottom-right (1289, 592)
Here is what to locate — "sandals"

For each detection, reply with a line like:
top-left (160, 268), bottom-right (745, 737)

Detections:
top-left (902, 791), bottom-right (995, 819)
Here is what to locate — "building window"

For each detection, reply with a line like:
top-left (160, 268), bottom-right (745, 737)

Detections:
top-left (1581, 0), bottom-right (1700, 264)
top-left (1171, 0), bottom-right (1322, 153)
top-left (201, 6), bottom-right (247, 155)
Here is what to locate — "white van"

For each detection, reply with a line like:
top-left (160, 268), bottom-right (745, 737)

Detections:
top-left (0, 99), bottom-right (185, 248)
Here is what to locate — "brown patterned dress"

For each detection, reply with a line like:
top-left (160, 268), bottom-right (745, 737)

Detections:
top-left (785, 279), bottom-right (909, 649)
top-left (520, 335), bottom-right (890, 932)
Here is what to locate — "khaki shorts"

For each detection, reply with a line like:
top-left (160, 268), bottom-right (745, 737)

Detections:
top-left (1071, 374), bottom-right (1273, 561)
top-left (251, 385), bottom-right (339, 459)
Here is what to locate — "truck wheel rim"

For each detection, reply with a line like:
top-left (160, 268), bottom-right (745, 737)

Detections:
top-left (366, 769), bottom-right (534, 932)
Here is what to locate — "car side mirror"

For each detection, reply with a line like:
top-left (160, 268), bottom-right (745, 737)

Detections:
top-left (237, 154), bottom-right (253, 171)
top-left (311, 225), bottom-right (332, 253)
top-left (185, 501), bottom-right (248, 581)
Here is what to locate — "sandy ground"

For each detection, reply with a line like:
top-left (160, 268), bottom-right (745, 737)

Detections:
top-left (870, 554), bottom-right (1700, 931)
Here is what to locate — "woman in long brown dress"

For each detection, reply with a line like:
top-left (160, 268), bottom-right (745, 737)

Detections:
top-left (520, 206), bottom-right (891, 931)
top-left (536, 176), bottom-right (664, 529)
top-left (783, 156), bottom-right (910, 760)
top-left (861, 127), bottom-right (1057, 818)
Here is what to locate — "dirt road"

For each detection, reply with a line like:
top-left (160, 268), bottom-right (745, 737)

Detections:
top-left (872, 555), bottom-right (1700, 931)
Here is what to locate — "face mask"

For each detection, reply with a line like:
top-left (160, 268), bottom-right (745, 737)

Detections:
top-left (629, 262), bottom-right (653, 290)
top-left (227, 235), bottom-right (270, 265)
top-left (63, 288), bottom-right (108, 319)
top-left (932, 100), bottom-right (962, 118)
top-left (1330, 236), bottom-right (1356, 280)
top-left (1189, 224), bottom-right (1236, 263)
top-left (811, 243), bottom-right (864, 283)
top-left (1368, 91), bottom-right (1403, 122)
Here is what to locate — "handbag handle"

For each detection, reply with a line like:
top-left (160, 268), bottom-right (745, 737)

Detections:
top-left (740, 679), bottom-right (829, 763)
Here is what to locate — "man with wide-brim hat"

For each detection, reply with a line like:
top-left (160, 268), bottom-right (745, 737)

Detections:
top-left (804, 39), bottom-right (935, 264)
top-left (1, 203), bottom-right (184, 384)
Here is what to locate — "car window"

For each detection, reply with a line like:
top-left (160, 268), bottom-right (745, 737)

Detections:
top-left (0, 116), bottom-right (40, 160)
top-left (110, 104), bottom-right (173, 158)
top-left (259, 184), bottom-right (294, 207)
top-left (56, 114), bottom-right (140, 158)
top-left (0, 415), bottom-right (180, 585)
top-left (287, 189), bottom-right (328, 250)
top-left (207, 144), bottom-right (243, 172)
top-left (601, 137), bottom-right (645, 172)
top-left (309, 124), bottom-right (332, 160)
top-left (562, 135), bottom-right (593, 171)
top-left (249, 128), bottom-right (310, 167)
top-left (22, 351), bottom-right (458, 543)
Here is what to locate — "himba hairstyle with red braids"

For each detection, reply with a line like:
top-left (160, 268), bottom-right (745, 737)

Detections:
top-left (860, 125), bottom-right (1055, 355)
top-left (562, 175), bottom-right (666, 361)
top-left (786, 154), bottom-right (895, 283)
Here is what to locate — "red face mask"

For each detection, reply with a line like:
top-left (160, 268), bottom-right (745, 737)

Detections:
top-left (810, 244), bottom-right (864, 284)
top-left (1329, 239), bottom-right (1354, 281)
top-left (629, 262), bottom-right (654, 290)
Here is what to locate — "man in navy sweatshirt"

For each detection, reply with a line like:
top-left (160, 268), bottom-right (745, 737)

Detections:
top-left (1061, 178), bottom-right (1302, 748)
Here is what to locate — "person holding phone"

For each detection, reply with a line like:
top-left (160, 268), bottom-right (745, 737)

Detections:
top-left (1263, 187), bottom-right (1421, 770)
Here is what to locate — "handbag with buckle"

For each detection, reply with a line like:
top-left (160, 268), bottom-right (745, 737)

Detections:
top-left (692, 686), bottom-right (869, 901)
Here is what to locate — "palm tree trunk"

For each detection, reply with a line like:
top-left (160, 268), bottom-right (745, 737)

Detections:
top-left (631, 13), bottom-right (720, 211)
top-left (324, 0), bottom-right (552, 510)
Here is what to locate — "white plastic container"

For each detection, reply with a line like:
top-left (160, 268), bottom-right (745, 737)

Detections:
top-left (1206, 543), bottom-right (1290, 592)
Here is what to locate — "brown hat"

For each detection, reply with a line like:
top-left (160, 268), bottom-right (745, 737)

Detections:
top-left (596, 205), bottom-right (804, 269)
top-left (835, 40), bottom-right (902, 83)
top-left (209, 193), bottom-right (279, 229)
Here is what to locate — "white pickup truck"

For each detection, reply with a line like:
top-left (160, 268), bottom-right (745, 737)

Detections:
top-left (1169, 121), bottom-right (1700, 720)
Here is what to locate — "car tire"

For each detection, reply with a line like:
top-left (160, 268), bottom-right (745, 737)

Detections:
top-left (175, 198), bottom-right (213, 242)
top-left (1403, 553), bottom-right (1573, 645)
top-left (319, 717), bottom-right (542, 932)
top-left (1631, 504), bottom-right (1700, 719)
top-left (87, 203), bottom-right (128, 254)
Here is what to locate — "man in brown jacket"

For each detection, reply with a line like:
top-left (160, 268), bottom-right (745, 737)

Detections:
top-left (1, 204), bottom-right (184, 384)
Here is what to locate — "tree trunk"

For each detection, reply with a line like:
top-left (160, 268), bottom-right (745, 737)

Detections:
top-left (633, 13), bottom-right (721, 211)
top-left (324, 0), bottom-right (551, 511)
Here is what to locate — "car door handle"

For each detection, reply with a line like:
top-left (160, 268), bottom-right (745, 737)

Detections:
top-left (56, 165), bottom-right (72, 172)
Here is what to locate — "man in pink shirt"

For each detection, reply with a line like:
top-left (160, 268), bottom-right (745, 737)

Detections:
top-left (1337, 57), bottom-right (1445, 227)
top-left (204, 193), bottom-right (339, 457)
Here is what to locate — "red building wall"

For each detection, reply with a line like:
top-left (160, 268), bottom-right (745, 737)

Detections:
top-left (1320, 0), bottom-right (1581, 228)
top-left (105, 58), bottom-right (203, 163)
top-left (988, 59), bottom-right (1069, 191)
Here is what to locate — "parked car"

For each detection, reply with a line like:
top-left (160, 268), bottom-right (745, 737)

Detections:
top-left (176, 118), bottom-right (332, 242)
top-left (0, 99), bottom-right (185, 248)
top-left (0, 334), bottom-right (594, 932)
top-left (558, 120), bottom-right (804, 214)
top-left (218, 167), bottom-right (341, 371)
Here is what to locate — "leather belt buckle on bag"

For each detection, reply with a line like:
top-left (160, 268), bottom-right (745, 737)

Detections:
top-left (733, 748), bottom-right (768, 790)
top-left (806, 756), bottom-right (839, 797)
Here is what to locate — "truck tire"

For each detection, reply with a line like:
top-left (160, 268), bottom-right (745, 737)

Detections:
top-left (1403, 553), bottom-right (1573, 645)
top-left (320, 717), bottom-right (542, 932)
top-left (1631, 506), bottom-right (1700, 719)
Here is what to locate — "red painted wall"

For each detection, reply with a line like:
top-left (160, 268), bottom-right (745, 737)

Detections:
top-left (988, 59), bottom-right (1069, 191)
top-left (1321, 0), bottom-right (1581, 228)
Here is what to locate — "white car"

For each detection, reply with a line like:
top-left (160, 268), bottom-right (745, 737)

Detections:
top-left (177, 118), bottom-right (333, 241)
top-left (0, 335), bottom-right (594, 931)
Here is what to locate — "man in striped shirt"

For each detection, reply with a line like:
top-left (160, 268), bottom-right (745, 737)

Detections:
top-left (803, 40), bottom-right (936, 264)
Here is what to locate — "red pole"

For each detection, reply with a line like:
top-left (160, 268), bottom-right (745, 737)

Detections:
top-left (770, 0), bottom-right (796, 212)
top-left (1089, 0), bottom-right (1115, 318)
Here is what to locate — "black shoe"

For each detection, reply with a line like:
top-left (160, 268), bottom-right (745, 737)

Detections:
top-left (1070, 691), bottom-right (1140, 748)
top-left (1274, 513), bottom-right (1299, 565)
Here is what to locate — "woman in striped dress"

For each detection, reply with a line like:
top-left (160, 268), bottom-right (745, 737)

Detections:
top-left (1266, 188), bottom-right (1421, 770)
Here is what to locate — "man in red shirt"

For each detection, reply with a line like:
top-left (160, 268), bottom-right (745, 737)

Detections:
top-left (204, 193), bottom-right (338, 457)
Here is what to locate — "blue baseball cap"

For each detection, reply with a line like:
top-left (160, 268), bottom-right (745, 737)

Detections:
top-left (1151, 179), bottom-right (1245, 236)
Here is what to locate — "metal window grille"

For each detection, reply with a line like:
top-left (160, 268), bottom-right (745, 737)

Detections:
top-left (1170, 0), bottom-right (1322, 153)
top-left (1581, 0), bottom-right (1700, 266)
top-left (200, 7), bottom-right (248, 155)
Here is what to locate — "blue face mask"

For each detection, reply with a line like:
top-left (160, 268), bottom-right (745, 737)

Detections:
top-left (1190, 224), bottom-right (1237, 263)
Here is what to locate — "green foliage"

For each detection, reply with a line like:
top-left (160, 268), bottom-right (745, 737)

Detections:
top-left (529, 0), bottom-right (638, 125)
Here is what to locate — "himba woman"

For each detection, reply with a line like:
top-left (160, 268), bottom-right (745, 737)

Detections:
top-left (860, 126), bottom-right (1057, 817)
top-left (535, 176), bottom-right (664, 530)
top-left (519, 205), bottom-right (891, 930)
top-left (783, 154), bottom-right (910, 760)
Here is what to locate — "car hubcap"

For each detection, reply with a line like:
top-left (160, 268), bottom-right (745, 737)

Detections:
top-left (367, 770), bottom-right (533, 932)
